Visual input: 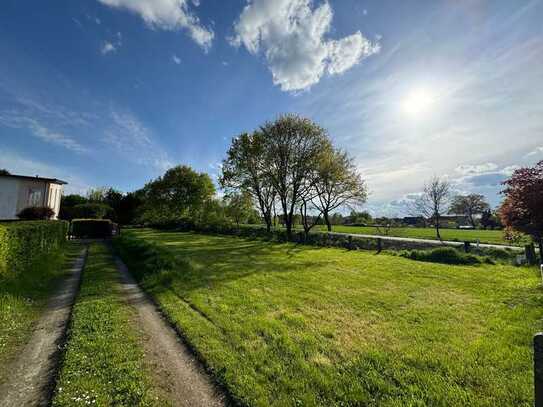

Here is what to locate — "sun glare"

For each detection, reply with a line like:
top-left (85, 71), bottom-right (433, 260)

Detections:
top-left (402, 88), bottom-right (435, 117)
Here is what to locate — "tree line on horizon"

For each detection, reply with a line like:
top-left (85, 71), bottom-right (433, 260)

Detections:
top-left (5, 114), bottom-right (541, 251)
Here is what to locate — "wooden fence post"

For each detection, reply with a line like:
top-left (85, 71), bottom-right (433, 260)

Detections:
top-left (535, 333), bottom-right (543, 407)
top-left (377, 238), bottom-right (382, 254)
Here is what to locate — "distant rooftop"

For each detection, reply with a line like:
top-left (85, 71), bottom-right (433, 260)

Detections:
top-left (0, 173), bottom-right (67, 185)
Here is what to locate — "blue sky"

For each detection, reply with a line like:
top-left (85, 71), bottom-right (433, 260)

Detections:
top-left (1, 0), bottom-right (542, 215)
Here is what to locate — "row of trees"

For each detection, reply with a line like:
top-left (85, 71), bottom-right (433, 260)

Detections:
top-left (51, 113), bottom-right (542, 253)
top-left (220, 114), bottom-right (367, 238)
top-left (59, 166), bottom-right (261, 227)
top-left (412, 160), bottom-right (542, 251)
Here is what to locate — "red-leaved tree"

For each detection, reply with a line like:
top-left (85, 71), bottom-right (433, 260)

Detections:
top-left (499, 160), bottom-right (543, 258)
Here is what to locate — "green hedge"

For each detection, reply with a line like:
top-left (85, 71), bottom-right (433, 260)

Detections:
top-left (0, 220), bottom-right (68, 278)
top-left (70, 219), bottom-right (113, 239)
top-left (400, 247), bottom-right (486, 265)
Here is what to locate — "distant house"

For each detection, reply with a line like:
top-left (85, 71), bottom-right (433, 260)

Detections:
top-left (0, 174), bottom-right (67, 220)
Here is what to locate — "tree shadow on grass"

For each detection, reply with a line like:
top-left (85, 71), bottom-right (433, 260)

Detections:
top-left (125, 230), bottom-right (328, 296)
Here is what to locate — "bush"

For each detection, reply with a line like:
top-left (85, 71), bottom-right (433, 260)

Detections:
top-left (17, 206), bottom-right (55, 220)
top-left (71, 219), bottom-right (113, 238)
top-left (400, 247), bottom-right (482, 265)
top-left (0, 220), bottom-right (68, 277)
top-left (71, 203), bottom-right (113, 220)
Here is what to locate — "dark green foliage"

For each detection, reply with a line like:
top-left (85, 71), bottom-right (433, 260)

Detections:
top-left (139, 165), bottom-right (215, 224)
top-left (71, 203), bottom-right (114, 219)
top-left (117, 192), bottom-right (143, 225)
top-left (70, 219), bottom-right (113, 238)
top-left (401, 247), bottom-right (482, 265)
top-left (0, 221), bottom-right (68, 277)
top-left (59, 194), bottom-right (88, 221)
top-left (16, 206), bottom-right (55, 220)
top-left (0, 169), bottom-right (10, 175)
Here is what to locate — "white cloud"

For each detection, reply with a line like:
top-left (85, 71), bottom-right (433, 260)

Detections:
top-left (172, 54), bottom-right (181, 64)
top-left (454, 162), bottom-right (498, 176)
top-left (230, 0), bottom-right (379, 91)
top-left (104, 109), bottom-right (173, 171)
top-left (0, 113), bottom-right (88, 153)
top-left (525, 146), bottom-right (543, 157)
top-left (101, 41), bottom-right (117, 54)
top-left (97, 0), bottom-right (214, 51)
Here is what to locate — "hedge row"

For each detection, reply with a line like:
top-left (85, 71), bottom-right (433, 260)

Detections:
top-left (0, 220), bottom-right (69, 278)
top-left (149, 219), bottom-right (384, 250)
top-left (70, 219), bottom-right (114, 239)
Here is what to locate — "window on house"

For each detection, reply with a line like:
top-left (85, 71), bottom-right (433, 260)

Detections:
top-left (28, 189), bottom-right (42, 206)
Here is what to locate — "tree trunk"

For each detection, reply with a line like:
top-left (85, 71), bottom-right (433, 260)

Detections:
top-left (469, 213), bottom-right (476, 228)
top-left (263, 212), bottom-right (272, 233)
top-left (323, 211), bottom-right (332, 232)
top-left (435, 213), bottom-right (442, 241)
top-left (539, 238), bottom-right (543, 264)
top-left (285, 213), bottom-right (293, 240)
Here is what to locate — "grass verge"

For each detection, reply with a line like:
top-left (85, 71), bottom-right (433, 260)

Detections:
top-left (116, 229), bottom-right (542, 407)
top-left (51, 243), bottom-right (158, 406)
top-left (0, 241), bottom-right (80, 384)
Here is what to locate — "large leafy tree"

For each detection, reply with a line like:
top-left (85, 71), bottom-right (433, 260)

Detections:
top-left (499, 160), bottom-right (543, 256)
top-left (261, 114), bottom-right (332, 238)
top-left (142, 165), bottom-right (215, 222)
top-left (448, 194), bottom-right (490, 227)
top-left (312, 146), bottom-right (367, 231)
top-left (220, 132), bottom-right (275, 231)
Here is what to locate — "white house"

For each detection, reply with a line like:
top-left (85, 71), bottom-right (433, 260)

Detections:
top-left (0, 173), bottom-right (67, 220)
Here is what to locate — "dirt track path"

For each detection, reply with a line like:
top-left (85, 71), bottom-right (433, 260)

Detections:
top-left (114, 256), bottom-right (227, 407)
top-left (0, 247), bottom-right (87, 407)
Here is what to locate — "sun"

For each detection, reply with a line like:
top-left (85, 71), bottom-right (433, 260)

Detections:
top-left (402, 88), bottom-right (435, 117)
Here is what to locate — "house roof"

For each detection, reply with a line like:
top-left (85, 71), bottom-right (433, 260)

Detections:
top-left (0, 173), bottom-right (67, 185)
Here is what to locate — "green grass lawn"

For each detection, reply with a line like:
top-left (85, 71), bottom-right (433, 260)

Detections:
top-left (52, 243), bottom-right (159, 406)
top-left (118, 229), bottom-right (542, 407)
top-left (311, 225), bottom-right (523, 246)
top-left (0, 241), bottom-right (81, 384)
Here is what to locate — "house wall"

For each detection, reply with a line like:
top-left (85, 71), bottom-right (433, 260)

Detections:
top-left (0, 177), bottom-right (20, 219)
top-left (0, 178), bottom-right (63, 220)
top-left (45, 183), bottom-right (63, 219)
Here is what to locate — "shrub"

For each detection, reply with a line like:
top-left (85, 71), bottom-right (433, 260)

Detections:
top-left (0, 220), bottom-right (68, 277)
top-left (17, 206), bottom-right (55, 220)
top-left (401, 247), bottom-right (482, 265)
top-left (71, 203), bottom-right (113, 220)
top-left (71, 219), bottom-right (113, 238)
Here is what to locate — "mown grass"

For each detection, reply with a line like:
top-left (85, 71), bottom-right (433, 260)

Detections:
top-left (311, 225), bottom-right (526, 246)
top-left (119, 229), bottom-right (542, 407)
top-left (52, 243), bottom-right (158, 407)
top-left (0, 241), bottom-right (81, 384)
